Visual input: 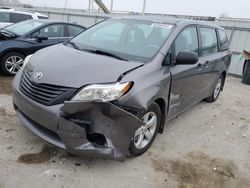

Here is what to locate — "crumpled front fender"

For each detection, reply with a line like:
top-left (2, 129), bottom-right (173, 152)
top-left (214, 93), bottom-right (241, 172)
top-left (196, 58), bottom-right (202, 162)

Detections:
top-left (57, 101), bottom-right (144, 160)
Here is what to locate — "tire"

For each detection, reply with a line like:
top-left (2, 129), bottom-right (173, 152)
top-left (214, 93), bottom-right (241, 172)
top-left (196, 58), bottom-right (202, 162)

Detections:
top-left (129, 102), bottom-right (161, 156)
top-left (0, 52), bottom-right (25, 76)
top-left (205, 75), bottom-right (224, 103)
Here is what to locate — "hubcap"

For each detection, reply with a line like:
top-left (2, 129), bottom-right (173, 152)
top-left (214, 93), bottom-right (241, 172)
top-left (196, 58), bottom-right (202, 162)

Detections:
top-left (214, 78), bottom-right (222, 99)
top-left (5, 56), bottom-right (24, 74)
top-left (134, 112), bottom-right (157, 149)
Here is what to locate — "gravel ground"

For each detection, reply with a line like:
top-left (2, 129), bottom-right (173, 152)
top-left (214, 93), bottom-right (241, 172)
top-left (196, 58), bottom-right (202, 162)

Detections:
top-left (0, 75), bottom-right (250, 188)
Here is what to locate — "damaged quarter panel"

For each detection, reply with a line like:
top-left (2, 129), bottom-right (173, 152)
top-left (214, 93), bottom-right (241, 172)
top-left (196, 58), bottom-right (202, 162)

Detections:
top-left (117, 53), bottom-right (171, 115)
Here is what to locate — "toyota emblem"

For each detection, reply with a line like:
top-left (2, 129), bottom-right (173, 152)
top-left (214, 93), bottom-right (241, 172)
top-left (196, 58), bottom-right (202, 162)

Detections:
top-left (34, 72), bottom-right (44, 80)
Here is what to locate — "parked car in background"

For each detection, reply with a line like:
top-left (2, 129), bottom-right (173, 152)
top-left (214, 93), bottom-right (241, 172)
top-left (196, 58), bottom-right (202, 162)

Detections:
top-left (0, 8), bottom-right (48, 29)
top-left (0, 19), bottom-right (86, 75)
top-left (12, 17), bottom-right (231, 160)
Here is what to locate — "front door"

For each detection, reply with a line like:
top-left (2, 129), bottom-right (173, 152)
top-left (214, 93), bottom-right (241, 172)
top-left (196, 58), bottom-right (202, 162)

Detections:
top-left (168, 26), bottom-right (202, 117)
top-left (27, 24), bottom-right (66, 53)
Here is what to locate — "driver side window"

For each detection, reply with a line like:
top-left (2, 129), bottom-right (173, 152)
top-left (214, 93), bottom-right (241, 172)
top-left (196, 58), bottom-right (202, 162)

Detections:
top-left (30, 24), bottom-right (65, 38)
top-left (173, 27), bottom-right (199, 61)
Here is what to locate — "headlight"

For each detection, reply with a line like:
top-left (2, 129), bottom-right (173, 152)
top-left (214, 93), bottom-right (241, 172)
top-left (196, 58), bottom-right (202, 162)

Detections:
top-left (71, 82), bottom-right (133, 102)
top-left (23, 55), bottom-right (33, 68)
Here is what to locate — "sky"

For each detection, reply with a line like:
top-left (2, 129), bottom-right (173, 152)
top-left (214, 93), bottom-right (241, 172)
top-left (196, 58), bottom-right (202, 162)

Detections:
top-left (20, 0), bottom-right (250, 18)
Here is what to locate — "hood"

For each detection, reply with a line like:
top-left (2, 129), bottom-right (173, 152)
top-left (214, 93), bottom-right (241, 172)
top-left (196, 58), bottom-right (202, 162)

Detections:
top-left (26, 44), bottom-right (143, 88)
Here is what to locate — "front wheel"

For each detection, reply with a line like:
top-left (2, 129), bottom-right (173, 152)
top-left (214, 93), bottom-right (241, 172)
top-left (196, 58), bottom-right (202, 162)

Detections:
top-left (129, 102), bottom-right (161, 156)
top-left (0, 52), bottom-right (25, 76)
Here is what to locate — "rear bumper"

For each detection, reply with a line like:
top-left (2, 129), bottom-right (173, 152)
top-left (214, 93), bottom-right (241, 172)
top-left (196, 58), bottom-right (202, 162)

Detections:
top-left (12, 70), bottom-right (144, 160)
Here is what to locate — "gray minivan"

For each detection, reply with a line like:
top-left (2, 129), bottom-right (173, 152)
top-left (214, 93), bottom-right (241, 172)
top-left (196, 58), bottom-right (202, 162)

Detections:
top-left (12, 16), bottom-right (231, 160)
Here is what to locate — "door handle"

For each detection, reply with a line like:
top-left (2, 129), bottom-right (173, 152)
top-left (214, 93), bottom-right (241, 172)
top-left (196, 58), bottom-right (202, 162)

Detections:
top-left (197, 61), bottom-right (209, 70)
top-left (197, 63), bottom-right (202, 67)
top-left (197, 63), bottom-right (203, 70)
top-left (204, 61), bottom-right (210, 68)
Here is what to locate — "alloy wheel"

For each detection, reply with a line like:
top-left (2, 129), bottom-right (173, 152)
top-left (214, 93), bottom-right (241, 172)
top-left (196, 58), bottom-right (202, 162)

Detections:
top-left (134, 112), bottom-right (157, 149)
top-left (5, 55), bottom-right (24, 74)
top-left (214, 78), bottom-right (222, 99)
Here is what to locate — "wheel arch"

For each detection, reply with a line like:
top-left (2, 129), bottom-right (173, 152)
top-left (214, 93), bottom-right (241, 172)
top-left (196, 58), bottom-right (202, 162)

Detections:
top-left (154, 98), bottom-right (166, 134)
top-left (221, 71), bottom-right (226, 91)
top-left (0, 50), bottom-right (27, 75)
top-left (0, 49), bottom-right (27, 62)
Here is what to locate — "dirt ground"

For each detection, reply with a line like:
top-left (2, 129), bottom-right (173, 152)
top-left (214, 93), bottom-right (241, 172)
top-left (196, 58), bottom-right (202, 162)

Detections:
top-left (0, 75), bottom-right (250, 188)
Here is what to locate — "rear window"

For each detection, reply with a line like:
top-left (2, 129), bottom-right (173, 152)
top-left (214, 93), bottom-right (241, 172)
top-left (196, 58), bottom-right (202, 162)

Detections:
top-left (218, 29), bottom-right (229, 51)
top-left (0, 12), bottom-right (10, 22)
top-left (10, 13), bottom-right (32, 23)
top-left (200, 27), bottom-right (218, 56)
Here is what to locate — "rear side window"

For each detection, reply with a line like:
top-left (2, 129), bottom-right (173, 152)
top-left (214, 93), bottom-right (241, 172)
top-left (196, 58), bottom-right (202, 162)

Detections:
top-left (200, 27), bottom-right (218, 56)
top-left (174, 27), bottom-right (199, 56)
top-left (37, 16), bottom-right (48, 19)
top-left (10, 13), bottom-right (32, 23)
top-left (67, 25), bottom-right (85, 37)
top-left (218, 29), bottom-right (229, 51)
top-left (0, 12), bottom-right (10, 22)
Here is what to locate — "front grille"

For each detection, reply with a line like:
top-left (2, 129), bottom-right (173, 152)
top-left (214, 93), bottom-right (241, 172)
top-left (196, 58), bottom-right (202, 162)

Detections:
top-left (20, 69), bottom-right (77, 106)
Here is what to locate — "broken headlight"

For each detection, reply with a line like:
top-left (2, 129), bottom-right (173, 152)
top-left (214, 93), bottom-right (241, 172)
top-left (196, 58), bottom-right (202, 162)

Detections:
top-left (71, 82), bottom-right (133, 102)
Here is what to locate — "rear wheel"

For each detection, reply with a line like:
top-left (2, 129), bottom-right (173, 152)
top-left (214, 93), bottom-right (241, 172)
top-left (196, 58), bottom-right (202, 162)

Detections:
top-left (129, 102), bottom-right (161, 156)
top-left (205, 76), bottom-right (223, 103)
top-left (0, 52), bottom-right (25, 76)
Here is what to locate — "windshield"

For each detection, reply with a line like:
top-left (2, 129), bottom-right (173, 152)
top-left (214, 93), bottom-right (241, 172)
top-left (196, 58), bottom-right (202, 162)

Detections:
top-left (4, 20), bottom-right (44, 35)
top-left (70, 19), bottom-right (174, 62)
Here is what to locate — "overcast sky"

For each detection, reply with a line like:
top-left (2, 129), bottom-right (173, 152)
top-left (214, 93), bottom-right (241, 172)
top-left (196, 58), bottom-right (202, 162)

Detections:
top-left (20, 0), bottom-right (250, 18)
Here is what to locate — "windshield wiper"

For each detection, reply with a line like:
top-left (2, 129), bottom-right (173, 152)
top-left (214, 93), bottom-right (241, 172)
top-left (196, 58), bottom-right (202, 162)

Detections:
top-left (67, 41), bottom-right (79, 50)
top-left (82, 49), bottom-right (128, 61)
top-left (0, 29), bottom-right (17, 37)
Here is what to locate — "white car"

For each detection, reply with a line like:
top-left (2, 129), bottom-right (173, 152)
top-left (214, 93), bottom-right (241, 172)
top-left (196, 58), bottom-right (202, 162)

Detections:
top-left (0, 8), bottom-right (48, 29)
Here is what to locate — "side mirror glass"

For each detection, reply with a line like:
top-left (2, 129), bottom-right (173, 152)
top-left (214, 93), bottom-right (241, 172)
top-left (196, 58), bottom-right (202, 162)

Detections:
top-left (176, 51), bottom-right (198, 65)
top-left (36, 34), bottom-right (48, 42)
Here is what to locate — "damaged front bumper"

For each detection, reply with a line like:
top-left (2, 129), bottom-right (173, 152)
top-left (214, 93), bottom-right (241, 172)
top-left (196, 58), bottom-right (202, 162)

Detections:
top-left (58, 102), bottom-right (144, 159)
top-left (12, 78), bottom-right (144, 160)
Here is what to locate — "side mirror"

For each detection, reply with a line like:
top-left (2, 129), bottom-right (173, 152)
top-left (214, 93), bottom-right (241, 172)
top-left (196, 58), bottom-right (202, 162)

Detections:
top-left (176, 51), bottom-right (198, 65)
top-left (36, 34), bottom-right (48, 42)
